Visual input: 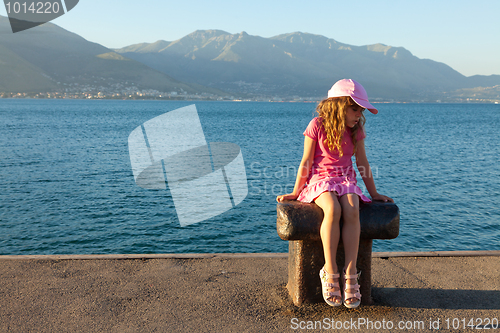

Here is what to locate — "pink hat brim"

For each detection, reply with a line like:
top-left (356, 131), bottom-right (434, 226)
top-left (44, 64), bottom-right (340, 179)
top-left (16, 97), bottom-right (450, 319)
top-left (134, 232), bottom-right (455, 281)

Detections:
top-left (352, 96), bottom-right (378, 114)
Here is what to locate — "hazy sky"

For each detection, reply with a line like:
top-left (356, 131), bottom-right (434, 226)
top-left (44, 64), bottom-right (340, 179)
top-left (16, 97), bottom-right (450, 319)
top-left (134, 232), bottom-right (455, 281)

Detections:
top-left (2, 0), bottom-right (499, 76)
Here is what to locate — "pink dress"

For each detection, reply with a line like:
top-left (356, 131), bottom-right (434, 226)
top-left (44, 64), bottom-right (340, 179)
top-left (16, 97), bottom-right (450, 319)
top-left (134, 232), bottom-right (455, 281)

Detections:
top-left (297, 117), bottom-right (371, 203)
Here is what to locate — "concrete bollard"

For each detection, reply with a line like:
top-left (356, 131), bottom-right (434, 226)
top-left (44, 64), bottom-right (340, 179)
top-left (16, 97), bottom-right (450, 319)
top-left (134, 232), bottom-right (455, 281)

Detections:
top-left (277, 200), bottom-right (400, 306)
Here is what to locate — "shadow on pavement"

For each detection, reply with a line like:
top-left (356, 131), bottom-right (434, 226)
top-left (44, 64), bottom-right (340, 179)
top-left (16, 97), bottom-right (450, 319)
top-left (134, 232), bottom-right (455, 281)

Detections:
top-left (373, 287), bottom-right (500, 310)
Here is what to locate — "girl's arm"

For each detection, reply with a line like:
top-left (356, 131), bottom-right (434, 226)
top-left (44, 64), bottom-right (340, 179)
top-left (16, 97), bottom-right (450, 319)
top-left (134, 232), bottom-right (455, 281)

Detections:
top-left (276, 136), bottom-right (316, 202)
top-left (355, 139), bottom-right (394, 203)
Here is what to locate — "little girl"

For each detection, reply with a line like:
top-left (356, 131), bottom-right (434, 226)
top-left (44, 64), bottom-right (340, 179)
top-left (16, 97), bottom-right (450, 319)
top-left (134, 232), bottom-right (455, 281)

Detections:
top-left (276, 79), bottom-right (393, 308)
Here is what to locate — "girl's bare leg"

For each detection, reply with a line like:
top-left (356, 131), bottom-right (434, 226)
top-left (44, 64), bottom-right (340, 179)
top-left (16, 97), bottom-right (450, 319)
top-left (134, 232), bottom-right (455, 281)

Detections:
top-left (339, 193), bottom-right (361, 305)
top-left (314, 191), bottom-right (342, 304)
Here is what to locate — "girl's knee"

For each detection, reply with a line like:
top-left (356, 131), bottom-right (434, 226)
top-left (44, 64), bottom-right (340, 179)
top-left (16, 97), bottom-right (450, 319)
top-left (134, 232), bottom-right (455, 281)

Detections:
top-left (315, 192), bottom-right (342, 221)
top-left (322, 202), bottom-right (341, 222)
top-left (340, 194), bottom-right (359, 221)
top-left (326, 208), bottom-right (342, 223)
top-left (341, 202), bottom-right (359, 222)
top-left (342, 206), bottom-right (359, 223)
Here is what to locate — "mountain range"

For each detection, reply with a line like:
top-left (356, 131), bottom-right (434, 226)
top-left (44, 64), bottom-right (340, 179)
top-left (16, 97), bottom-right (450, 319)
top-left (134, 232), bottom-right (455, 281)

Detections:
top-left (0, 16), bottom-right (222, 96)
top-left (0, 15), bottom-right (498, 101)
top-left (115, 30), bottom-right (500, 101)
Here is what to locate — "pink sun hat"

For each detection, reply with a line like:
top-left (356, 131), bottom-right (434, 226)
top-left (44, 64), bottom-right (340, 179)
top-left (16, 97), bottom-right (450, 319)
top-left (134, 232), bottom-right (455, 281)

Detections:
top-left (327, 79), bottom-right (378, 114)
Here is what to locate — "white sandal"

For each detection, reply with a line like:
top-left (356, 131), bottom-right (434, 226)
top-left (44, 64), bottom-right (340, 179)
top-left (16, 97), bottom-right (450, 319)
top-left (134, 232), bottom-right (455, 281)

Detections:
top-left (319, 267), bottom-right (342, 307)
top-left (343, 269), bottom-right (361, 308)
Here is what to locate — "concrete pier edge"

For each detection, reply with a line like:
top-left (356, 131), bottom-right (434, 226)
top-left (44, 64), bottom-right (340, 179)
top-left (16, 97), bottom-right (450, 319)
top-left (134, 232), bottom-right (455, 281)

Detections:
top-left (0, 250), bottom-right (499, 260)
top-left (2, 250), bottom-right (500, 332)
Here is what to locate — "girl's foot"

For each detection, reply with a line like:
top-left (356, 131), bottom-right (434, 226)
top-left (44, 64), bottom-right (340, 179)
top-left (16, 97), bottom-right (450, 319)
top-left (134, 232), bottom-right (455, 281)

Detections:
top-left (319, 267), bottom-right (342, 306)
top-left (343, 269), bottom-right (361, 308)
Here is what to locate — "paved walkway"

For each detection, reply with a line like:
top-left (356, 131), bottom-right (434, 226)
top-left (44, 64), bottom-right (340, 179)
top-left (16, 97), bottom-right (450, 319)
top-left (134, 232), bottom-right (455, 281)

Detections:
top-left (1, 251), bottom-right (499, 332)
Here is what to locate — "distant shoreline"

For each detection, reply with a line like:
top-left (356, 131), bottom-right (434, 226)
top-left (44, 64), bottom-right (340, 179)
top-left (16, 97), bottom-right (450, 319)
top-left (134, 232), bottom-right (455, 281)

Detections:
top-left (1, 93), bottom-right (498, 104)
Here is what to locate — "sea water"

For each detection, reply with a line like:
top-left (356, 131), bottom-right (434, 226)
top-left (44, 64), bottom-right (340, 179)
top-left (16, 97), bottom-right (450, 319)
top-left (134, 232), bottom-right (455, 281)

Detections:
top-left (1, 99), bottom-right (499, 255)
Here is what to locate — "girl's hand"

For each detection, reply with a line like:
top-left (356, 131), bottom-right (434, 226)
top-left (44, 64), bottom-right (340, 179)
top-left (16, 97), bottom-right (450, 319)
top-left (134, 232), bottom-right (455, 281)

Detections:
top-left (371, 193), bottom-right (394, 203)
top-left (276, 193), bottom-right (298, 202)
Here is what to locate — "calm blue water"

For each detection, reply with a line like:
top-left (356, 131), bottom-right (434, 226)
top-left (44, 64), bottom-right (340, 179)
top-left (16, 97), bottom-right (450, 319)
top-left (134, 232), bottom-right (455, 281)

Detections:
top-left (1, 100), bottom-right (499, 255)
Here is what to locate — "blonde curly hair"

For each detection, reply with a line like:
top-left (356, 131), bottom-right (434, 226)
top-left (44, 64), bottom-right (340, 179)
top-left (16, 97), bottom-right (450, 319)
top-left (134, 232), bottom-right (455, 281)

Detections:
top-left (316, 96), bottom-right (365, 157)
